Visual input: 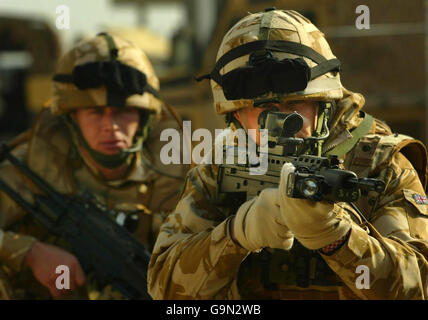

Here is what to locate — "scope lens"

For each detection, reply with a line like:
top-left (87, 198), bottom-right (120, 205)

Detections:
top-left (302, 179), bottom-right (318, 198)
top-left (282, 113), bottom-right (304, 137)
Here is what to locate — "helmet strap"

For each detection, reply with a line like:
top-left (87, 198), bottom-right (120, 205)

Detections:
top-left (312, 102), bottom-right (331, 156)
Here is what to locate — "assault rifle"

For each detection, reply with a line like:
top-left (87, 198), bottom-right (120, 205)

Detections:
top-left (218, 111), bottom-right (385, 203)
top-left (0, 143), bottom-right (152, 300)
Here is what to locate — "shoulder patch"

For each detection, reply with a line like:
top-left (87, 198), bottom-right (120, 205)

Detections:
top-left (413, 193), bottom-right (428, 205)
top-left (403, 189), bottom-right (428, 216)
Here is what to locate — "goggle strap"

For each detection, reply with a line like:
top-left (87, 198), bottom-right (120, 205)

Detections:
top-left (143, 83), bottom-right (161, 99)
top-left (212, 40), bottom-right (329, 82)
top-left (310, 59), bottom-right (341, 80)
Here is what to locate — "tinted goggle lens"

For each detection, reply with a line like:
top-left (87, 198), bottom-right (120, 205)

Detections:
top-left (221, 57), bottom-right (311, 100)
top-left (72, 61), bottom-right (148, 95)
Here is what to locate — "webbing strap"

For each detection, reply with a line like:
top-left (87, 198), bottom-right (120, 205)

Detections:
top-left (326, 113), bottom-right (374, 158)
top-left (98, 32), bottom-right (118, 60)
top-left (259, 10), bottom-right (275, 40)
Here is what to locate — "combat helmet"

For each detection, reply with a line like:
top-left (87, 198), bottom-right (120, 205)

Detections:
top-left (51, 33), bottom-right (162, 168)
top-left (198, 9), bottom-right (343, 154)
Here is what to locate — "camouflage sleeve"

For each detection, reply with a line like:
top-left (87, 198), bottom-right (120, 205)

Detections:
top-left (322, 152), bottom-right (428, 299)
top-left (0, 143), bottom-right (37, 272)
top-left (148, 164), bottom-right (249, 299)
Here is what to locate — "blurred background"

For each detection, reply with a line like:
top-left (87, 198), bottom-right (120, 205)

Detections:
top-left (0, 0), bottom-right (427, 145)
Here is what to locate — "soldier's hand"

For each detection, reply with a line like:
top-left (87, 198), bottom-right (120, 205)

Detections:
top-left (23, 241), bottom-right (86, 298)
top-left (231, 188), bottom-right (294, 252)
top-left (278, 163), bottom-right (351, 249)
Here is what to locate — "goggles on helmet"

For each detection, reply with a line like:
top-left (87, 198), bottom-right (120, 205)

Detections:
top-left (53, 60), bottom-right (159, 107)
top-left (197, 40), bottom-right (341, 101)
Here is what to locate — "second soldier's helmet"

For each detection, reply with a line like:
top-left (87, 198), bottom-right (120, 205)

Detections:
top-left (200, 9), bottom-right (343, 115)
top-left (50, 33), bottom-right (162, 168)
top-left (51, 32), bottom-right (162, 115)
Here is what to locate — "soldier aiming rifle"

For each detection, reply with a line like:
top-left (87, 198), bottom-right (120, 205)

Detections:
top-left (148, 9), bottom-right (428, 300)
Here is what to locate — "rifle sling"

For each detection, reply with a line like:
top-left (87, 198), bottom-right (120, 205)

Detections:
top-left (326, 113), bottom-right (373, 158)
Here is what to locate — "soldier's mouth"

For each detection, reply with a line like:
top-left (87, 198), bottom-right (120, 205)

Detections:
top-left (98, 140), bottom-right (127, 152)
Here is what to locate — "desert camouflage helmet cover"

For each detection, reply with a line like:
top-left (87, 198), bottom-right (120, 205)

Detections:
top-left (211, 9), bottom-right (343, 115)
top-left (51, 33), bottom-right (162, 115)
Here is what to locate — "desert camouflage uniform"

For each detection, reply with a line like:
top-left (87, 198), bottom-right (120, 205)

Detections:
top-left (0, 105), bottom-right (187, 300)
top-left (0, 34), bottom-right (188, 299)
top-left (148, 87), bottom-right (428, 300)
top-left (148, 9), bottom-right (428, 300)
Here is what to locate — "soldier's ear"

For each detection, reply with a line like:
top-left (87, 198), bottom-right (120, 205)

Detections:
top-left (232, 109), bottom-right (249, 132)
top-left (233, 110), bottom-right (241, 122)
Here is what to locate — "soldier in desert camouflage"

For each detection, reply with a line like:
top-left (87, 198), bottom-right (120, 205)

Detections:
top-left (148, 9), bottom-right (428, 299)
top-left (0, 33), bottom-right (188, 299)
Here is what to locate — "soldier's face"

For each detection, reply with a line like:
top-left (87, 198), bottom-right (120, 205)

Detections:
top-left (234, 100), bottom-right (318, 145)
top-left (73, 106), bottom-right (140, 155)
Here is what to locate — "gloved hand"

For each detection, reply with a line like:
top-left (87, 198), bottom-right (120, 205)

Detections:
top-left (278, 163), bottom-right (352, 250)
top-left (232, 188), bottom-right (294, 252)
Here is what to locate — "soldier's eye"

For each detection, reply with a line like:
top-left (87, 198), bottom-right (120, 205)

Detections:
top-left (87, 108), bottom-right (103, 115)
